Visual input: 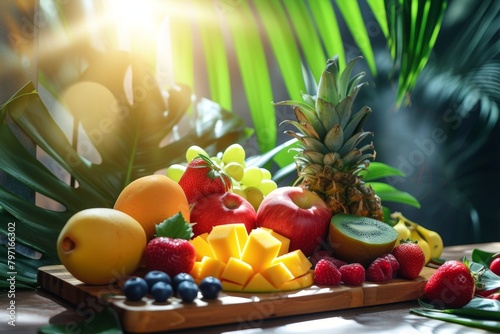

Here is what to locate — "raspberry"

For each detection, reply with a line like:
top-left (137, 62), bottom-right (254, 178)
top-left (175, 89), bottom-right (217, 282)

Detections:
top-left (339, 263), bottom-right (365, 286)
top-left (314, 259), bottom-right (341, 285)
top-left (310, 250), bottom-right (348, 268)
top-left (310, 250), bottom-right (333, 266)
top-left (366, 257), bottom-right (393, 282)
top-left (383, 253), bottom-right (400, 277)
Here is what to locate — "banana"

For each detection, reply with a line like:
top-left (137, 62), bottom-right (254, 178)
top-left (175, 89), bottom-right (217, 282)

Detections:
top-left (392, 218), bottom-right (411, 246)
top-left (390, 211), bottom-right (443, 263)
top-left (408, 226), bottom-right (432, 265)
top-left (415, 224), bottom-right (444, 259)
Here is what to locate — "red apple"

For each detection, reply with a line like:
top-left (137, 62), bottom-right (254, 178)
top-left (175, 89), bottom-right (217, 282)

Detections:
top-left (256, 186), bottom-right (332, 257)
top-left (190, 192), bottom-right (257, 237)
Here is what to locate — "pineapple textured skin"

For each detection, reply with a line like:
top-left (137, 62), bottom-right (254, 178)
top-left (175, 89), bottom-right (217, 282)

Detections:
top-left (277, 57), bottom-right (383, 220)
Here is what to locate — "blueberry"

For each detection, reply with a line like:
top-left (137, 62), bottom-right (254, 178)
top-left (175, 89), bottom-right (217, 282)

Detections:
top-left (144, 270), bottom-right (171, 292)
top-left (172, 273), bottom-right (195, 291)
top-left (123, 277), bottom-right (148, 301)
top-left (150, 281), bottom-right (173, 302)
top-left (199, 276), bottom-right (222, 300)
top-left (176, 280), bottom-right (199, 302)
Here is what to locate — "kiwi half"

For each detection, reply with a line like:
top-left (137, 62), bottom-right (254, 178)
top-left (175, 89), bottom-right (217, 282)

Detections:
top-left (328, 214), bottom-right (398, 267)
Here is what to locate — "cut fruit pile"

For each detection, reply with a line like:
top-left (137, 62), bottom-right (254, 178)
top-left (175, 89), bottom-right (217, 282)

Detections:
top-left (189, 223), bottom-right (314, 292)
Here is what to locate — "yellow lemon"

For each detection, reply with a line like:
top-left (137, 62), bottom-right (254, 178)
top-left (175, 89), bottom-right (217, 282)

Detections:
top-left (57, 208), bottom-right (146, 285)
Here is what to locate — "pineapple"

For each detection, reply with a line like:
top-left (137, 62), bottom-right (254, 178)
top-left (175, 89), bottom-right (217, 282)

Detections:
top-left (277, 57), bottom-right (383, 220)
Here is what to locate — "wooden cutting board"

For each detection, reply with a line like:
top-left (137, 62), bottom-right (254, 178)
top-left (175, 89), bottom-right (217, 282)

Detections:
top-left (37, 265), bottom-right (435, 333)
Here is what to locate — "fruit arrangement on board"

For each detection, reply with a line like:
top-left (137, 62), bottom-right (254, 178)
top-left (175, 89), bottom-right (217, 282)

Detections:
top-left (55, 57), bottom-right (486, 309)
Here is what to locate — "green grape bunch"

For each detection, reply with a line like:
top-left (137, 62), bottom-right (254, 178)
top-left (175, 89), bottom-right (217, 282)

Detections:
top-left (166, 144), bottom-right (277, 210)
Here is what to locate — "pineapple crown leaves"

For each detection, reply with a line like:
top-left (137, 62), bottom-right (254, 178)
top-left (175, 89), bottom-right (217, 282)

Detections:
top-left (155, 212), bottom-right (194, 240)
top-left (278, 57), bottom-right (375, 166)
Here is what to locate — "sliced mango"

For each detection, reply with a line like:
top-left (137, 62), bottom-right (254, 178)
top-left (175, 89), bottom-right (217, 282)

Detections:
top-left (207, 224), bottom-right (247, 263)
top-left (277, 278), bottom-right (302, 291)
top-left (272, 249), bottom-right (312, 277)
top-left (221, 280), bottom-right (244, 292)
top-left (196, 256), bottom-right (225, 279)
top-left (190, 224), bottom-right (314, 293)
top-left (261, 227), bottom-right (290, 256)
top-left (296, 271), bottom-right (314, 288)
top-left (221, 257), bottom-right (254, 286)
top-left (240, 228), bottom-right (281, 272)
top-left (260, 262), bottom-right (295, 288)
top-left (190, 234), bottom-right (215, 261)
top-left (244, 273), bottom-right (277, 293)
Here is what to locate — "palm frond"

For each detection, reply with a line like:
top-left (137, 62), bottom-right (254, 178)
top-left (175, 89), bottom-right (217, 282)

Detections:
top-left (0, 53), bottom-right (247, 288)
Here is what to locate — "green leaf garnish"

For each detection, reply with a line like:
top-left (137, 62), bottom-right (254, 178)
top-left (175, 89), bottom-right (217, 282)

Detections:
top-left (154, 212), bottom-right (193, 240)
top-left (411, 298), bottom-right (500, 332)
top-left (472, 248), bottom-right (498, 266)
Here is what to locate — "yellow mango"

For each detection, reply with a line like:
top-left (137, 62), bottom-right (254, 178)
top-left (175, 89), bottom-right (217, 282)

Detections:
top-left (272, 249), bottom-right (312, 277)
top-left (240, 228), bottom-right (281, 272)
top-left (221, 257), bottom-right (254, 286)
top-left (243, 273), bottom-right (277, 293)
top-left (296, 271), bottom-right (314, 288)
top-left (259, 262), bottom-right (295, 288)
top-left (221, 280), bottom-right (244, 292)
top-left (190, 261), bottom-right (203, 279)
top-left (207, 224), bottom-right (248, 263)
top-left (277, 278), bottom-right (301, 291)
top-left (190, 234), bottom-right (215, 261)
top-left (261, 228), bottom-right (290, 256)
top-left (198, 256), bottom-right (225, 279)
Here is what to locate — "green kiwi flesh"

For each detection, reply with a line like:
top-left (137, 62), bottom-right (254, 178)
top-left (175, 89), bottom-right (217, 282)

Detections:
top-left (328, 214), bottom-right (398, 267)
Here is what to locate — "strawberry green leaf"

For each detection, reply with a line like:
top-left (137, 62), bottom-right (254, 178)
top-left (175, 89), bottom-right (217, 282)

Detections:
top-left (468, 261), bottom-right (500, 292)
top-left (154, 212), bottom-right (193, 240)
top-left (472, 248), bottom-right (497, 266)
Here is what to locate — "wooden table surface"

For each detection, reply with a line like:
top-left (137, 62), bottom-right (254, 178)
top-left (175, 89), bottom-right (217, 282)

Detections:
top-left (3, 242), bottom-right (500, 334)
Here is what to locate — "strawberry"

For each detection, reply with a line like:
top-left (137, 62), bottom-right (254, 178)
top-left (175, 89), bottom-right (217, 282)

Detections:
top-left (314, 259), bottom-right (341, 285)
top-left (391, 240), bottom-right (424, 280)
top-left (424, 260), bottom-right (475, 308)
top-left (366, 256), bottom-right (393, 282)
top-left (144, 212), bottom-right (196, 278)
top-left (178, 155), bottom-right (231, 204)
top-left (339, 263), bottom-right (365, 286)
top-left (145, 237), bottom-right (196, 278)
top-left (490, 257), bottom-right (500, 276)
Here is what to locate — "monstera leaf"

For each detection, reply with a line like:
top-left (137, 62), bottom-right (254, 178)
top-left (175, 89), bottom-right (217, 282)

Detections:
top-left (0, 52), bottom-right (248, 289)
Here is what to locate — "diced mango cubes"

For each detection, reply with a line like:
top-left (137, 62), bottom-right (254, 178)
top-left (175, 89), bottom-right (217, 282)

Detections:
top-left (272, 250), bottom-right (312, 278)
top-left (261, 227), bottom-right (290, 256)
top-left (190, 224), bottom-right (313, 292)
top-left (207, 224), bottom-right (247, 263)
top-left (221, 257), bottom-right (254, 285)
top-left (260, 262), bottom-right (294, 288)
top-left (190, 233), bottom-right (215, 261)
top-left (240, 228), bottom-right (281, 272)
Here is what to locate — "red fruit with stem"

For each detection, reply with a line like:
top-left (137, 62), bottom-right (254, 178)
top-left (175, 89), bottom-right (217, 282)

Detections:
top-left (391, 239), bottom-right (425, 280)
top-left (178, 155), bottom-right (231, 204)
top-left (424, 260), bottom-right (475, 308)
top-left (145, 237), bottom-right (196, 278)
